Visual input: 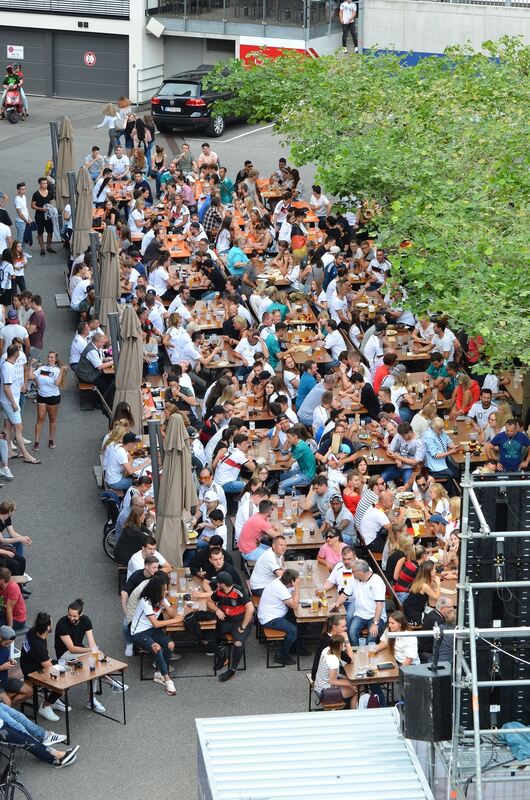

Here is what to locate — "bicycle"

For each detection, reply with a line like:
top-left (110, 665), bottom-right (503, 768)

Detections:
top-left (0, 741), bottom-right (33, 799)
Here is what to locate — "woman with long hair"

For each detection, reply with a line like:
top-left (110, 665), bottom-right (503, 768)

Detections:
top-left (128, 198), bottom-right (146, 239)
top-left (427, 482), bottom-right (450, 519)
top-left (270, 240), bottom-right (293, 278)
top-left (130, 147), bottom-right (147, 177)
top-left (403, 561), bottom-right (441, 625)
top-left (32, 352), bottom-right (68, 450)
top-left (93, 167), bottom-right (113, 208)
top-left (384, 529), bottom-right (414, 585)
top-left (282, 354), bottom-right (300, 400)
top-left (314, 633), bottom-right (358, 708)
top-left (10, 240), bottom-right (28, 294)
top-left (95, 103), bottom-right (120, 156)
top-left (451, 373), bottom-right (480, 418)
top-left (374, 610), bottom-right (419, 666)
top-left (353, 456), bottom-right (369, 487)
top-left (114, 505), bottom-right (151, 565)
top-left (150, 144), bottom-right (167, 199)
top-left (103, 196), bottom-right (120, 229)
top-left (268, 375), bottom-right (291, 407)
top-left (203, 377), bottom-right (231, 420)
top-left (130, 573), bottom-right (179, 696)
top-left (393, 544), bottom-right (428, 603)
top-left (215, 215), bottom-right (234, 255)
top-left (110, 402), bottom-right (135, 431)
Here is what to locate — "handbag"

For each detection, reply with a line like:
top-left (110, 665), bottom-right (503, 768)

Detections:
top-left (320, 687), bottom-right (344, 705)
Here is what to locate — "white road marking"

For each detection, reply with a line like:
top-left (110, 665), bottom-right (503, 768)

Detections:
top-left (180, 124), bottom-right (275, 144)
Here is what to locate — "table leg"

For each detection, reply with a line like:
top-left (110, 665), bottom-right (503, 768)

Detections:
top-left (121, 669), bottom-right (127, 726)
top-left (296, 625), bottom-right (301, 671)
top-left (31, 684), bottom-right (38, 722)
top-left (64, 689), bottom-right (71, 746)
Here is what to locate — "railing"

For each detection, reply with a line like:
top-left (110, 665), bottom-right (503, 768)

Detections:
top-left (0, 0), bottom-right (130, 16)
top-left (408, 0), bottom-right (530, 7)
top-left (146, 0), bottom-right (342, 33)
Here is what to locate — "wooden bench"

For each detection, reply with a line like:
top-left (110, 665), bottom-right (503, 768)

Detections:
top-left (305, 673), bottom-right (345, 712)
top-left (263, 627), bottom-right (287, 668)
top-left (77, 378), bottom-right (96, 410)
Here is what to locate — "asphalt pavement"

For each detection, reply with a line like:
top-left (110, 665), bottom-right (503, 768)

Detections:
top-left (0, 98), bottom-right (316, 800)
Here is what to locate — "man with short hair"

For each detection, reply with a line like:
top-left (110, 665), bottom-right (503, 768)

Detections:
top-left (339, 0), bottom-right (358, 51)
top-left (108, 145), bottom-right (130, 180)
top-left (189, 534), bottom-right (234, 578)
top-left (27, 294), bottom-right (46, 359)
top-left (239, 500), bottom-right (283, 562)
top-left (120, 555), bottom-right (160, 656)
top-left (278, 426), bottom-right (317, 493)
top-left (418, 596), bottom-right (454, 660)
top-left (214, 433), bottom-right (255, 496)
top-left (467, 388), bottom-right (498, 432)
top-left (422, 416), bottom-right (460, 483)
top-left (0, 344), bottom-right (36, 463)
top-left (257, 569), bottom-right (301, 666)
top-left (206, 572), bottom-right (254, 682)
top-left (0, 624), bottom-right (32, 706)
top-left (298, 373), bottom-right (335, 427)
top-left (325, 547), bottom-right (358, 632)
top-left (69, 321), bottom-right (89, 372)
top-left (126, 535), bottom-right (172, 579)
top-left (487, 418), bottom-right (530, 472)
top-left (381, 421), bottom-right (426, 488)
top-left (299, 475), bottom-right (334, 522)
top-left (249, 536), bottom-right (287, 596)
top-left (354, 475), bottom-right (386, 531)
top-left (75, 331), bottom-right (115, 402)
top-left (84, 146), bottom-right (105, 182)
top-left (13, 182), bottom-right (31, 244)
top-left (359, 490), bottom-right (397, 553)
top-left (234, 486), bottom-right (269, 545)
top-left (197, 143), bottom-right (219, 169)
top-left (322, 495), bottom-right (356, 545)
top-left (0, 309), bottom-right (29, 357)
top-left (346, 559), bottom-right (387, 645)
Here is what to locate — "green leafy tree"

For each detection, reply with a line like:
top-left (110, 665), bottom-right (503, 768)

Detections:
top-left (207, 38), bottom-right (530, 411)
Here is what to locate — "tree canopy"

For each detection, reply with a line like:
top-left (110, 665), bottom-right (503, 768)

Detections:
top-left (207, 38), bottom-right (530, 370)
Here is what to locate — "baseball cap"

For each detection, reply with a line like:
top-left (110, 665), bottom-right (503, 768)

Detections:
top-left (429, 514), bottom-right (448, 525)
top-left (123, 432), bottom-right (141, 445)
top-left (391, 364), bottom-right (407, 377)
top-left (7, 309), bottom-right (18, 321)
top-left (0, 625), bottom-right (15, 640)
top-left (187, 426), bottom-right (199, 439)
top-left (204, 490), bottom-right (219, 502)
top-left (330, 494), bottom-right (342, 503)
top-left (217, 571), bottom-right (234, 587)
top-left (329, 246), bottom-right (341, 254)
top-left (276, 413), bottom-right (289, 423)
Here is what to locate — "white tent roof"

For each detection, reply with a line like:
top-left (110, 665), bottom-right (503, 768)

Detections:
top-left (196, 707), bottom-right (434, 800)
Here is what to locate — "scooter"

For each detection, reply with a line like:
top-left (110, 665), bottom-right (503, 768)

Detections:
top-left (3, 86), bottom-right (24, 124)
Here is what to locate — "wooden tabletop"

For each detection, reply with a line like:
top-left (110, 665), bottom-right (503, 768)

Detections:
top-left (30, 655), bottom-right (127, 692)
top-left (343, 646), bottom-right (399, 686)
top-left (273, 509), bottom-right (325, 549)
top-left (290, 559), bottom-right (339, 623)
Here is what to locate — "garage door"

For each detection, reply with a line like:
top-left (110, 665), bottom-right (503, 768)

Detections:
top-left (0, 28), bottom-right (48, 96)
top-left (53, 32), bottom-right (128, 101)
top-left (0, 28), bottom-right (128, 100)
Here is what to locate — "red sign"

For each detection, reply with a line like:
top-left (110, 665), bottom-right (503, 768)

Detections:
top-left (83, 51), bottom-right (96, 67)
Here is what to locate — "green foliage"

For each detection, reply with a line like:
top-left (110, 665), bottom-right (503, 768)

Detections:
top-left (206, 38), bottom-right (530, 369)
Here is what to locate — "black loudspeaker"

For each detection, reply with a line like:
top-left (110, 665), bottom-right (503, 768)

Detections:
top-left (399, 663), bottom-right (453, 742)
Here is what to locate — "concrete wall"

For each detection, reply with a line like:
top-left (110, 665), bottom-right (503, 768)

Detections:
top-left (362, 0), bottom-right (530, 54)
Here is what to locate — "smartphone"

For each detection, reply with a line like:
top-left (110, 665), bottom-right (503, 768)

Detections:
top-left (377, 662), bottom-right (394, 671)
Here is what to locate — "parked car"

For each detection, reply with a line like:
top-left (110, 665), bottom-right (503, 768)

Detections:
top-left (151, 64), bottom-right (237, 138)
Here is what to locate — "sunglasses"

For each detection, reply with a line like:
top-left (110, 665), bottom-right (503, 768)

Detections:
top-left (326, 534), bottom-right (338, 539)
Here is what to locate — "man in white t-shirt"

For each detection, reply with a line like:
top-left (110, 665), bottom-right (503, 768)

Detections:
top-left (249, 536), bottom-right (286, 595)
top-left (213, 434), bottom-right (255, 495)
top-left (0, 222), bottom-right (11, 253)
top-left (324, 547), bottom-right (357, 627)
top-left (0, 310), bottom-right (29, 356)
top-left (14, 182), bottom-right (31, 243)
top-left (234, 486), bottom-right (268, 545)
top-left (364, 323), bottom-right (386, 376)
top-left (257, 569), bottom-right (300, 666)
top-left (0, 343), bottom-right (35, 462)
top-left (310, 185), bottom-right (331, 221)
top-left (346, 559), bottom-right (387, 645)
top-left (359, 490), bottom-right (395, 553)
top-left (339, 0), bottom-right (358, 51)
top-left (70, 278), bottom-right (92, 311)
top-left (126, 537), bottom-right (172, 579)
top-left (467, 388), bottom-right (498, 431)
top-left (323, 320), bottom-right (345, 362)
top-left (108, 146), bottom-right (130, 180)
top-left (430, 320), bottom-right (457, 362)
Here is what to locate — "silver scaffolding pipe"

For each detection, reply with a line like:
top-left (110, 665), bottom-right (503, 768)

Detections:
top-left (387, 626), bottom-right (530, 639)
top-left (468, 488), bottom-right (491, 533)
top-left (466, 580), bottom-right (530, 590)
top-left (476, 680), bottom-right (530, 687)
top-left (467, 589), bottom-right (484, 800)
top-left (467, 530), bottom-right (530, 538)
top-left (469, 479), bottom-right (530, 489)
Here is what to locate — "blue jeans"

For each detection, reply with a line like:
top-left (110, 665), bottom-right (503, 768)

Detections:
top-left (3, 724), bottom-right (54, 765)
top-left (279, 468), bottom-right (312, 493)
top-left (15, 219), bottom-right (26, 242)
top-left (262, 614), bottom-right (297, 658)
top-left (348, 615), bottom-right (385, 646)
top-left (222, 479), bottom-right (245, 494)
top-left (108, 476), bottom-right (134, 492)
top-left (395, 591), bottom-right (409, 604)
top-left (380, 465), bottom-right (414, 485)
top-left (201, 291), bottom-right (217, 301)
top-left (345, 599), bottom-right (356, 630)
top-left (242, 543), bottom-right (269, 562)
top-left (122, 616), bottom-right (133, 646)
top-left (132, 627), bottom-right (172, 677)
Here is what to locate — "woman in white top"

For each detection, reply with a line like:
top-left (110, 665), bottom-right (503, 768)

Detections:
top-left (162, 312), bottom-right (190, 365)
top-left (95, 103), bottom-right (121, 157)
top-left (375, 611), bottom-right (419, 666)
top-left (411, 401), bottom-right (437, 438)
top-left (282, 355), bottom-right (300, 400)
top-left (426, 482), bottom-right (451, 521)
top-left (314, 634), bottom-right (358, 708)
top-left (130, 575), bottom-right (179, 697)
top-left (128, 199), bottom-right (146, 239)
top-left (10, 240), bottom-right (29, 294)
top-left (32, 351), bottom-right (68, 450)
top-left (148, 255), bottom-right (177, 301)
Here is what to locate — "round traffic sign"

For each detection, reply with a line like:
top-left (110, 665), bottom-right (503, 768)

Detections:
top-left (84, 51), bottom-right (96, 67)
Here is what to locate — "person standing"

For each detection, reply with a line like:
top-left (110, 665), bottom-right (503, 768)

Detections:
top-left (340, 0), bottom-right (358, 52)
top-left (26, 294), bottom-right (46, 361)
top-left (30, 177), bottom-right (55, 257)
top-left (32, 351), bottom-right (68, 450)
top-left (0, 343), bottom-right (39, 464)
top-left (13, 183), bottom-right (31, 245)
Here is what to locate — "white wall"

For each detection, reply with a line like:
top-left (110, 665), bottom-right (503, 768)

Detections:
top-left (362, 0), bottom-right (530, 53)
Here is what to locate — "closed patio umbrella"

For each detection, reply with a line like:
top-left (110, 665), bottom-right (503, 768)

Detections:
top-left (156, 414), bottom-right (198, 567)
top-left (113, 304), bottom-right (143, 435)
top-left (99, 225), bottom-right (120, 331)
top-left (70, 166), bottom-right (93, 257)
top-left (56, 116), bottom-right (74, 214)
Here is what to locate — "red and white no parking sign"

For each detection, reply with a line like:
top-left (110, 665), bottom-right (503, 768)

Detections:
top-left (84, 51), bottom-right (96, 67)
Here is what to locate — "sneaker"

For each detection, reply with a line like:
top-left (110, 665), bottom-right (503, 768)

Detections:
top-left (23, 437), bottom-right (31, 445)
top-left (354, 46), bottom-right (359, 53)
top-left (46, 247), bottom-right (57, 254)
top-left (342, 46), bottom-right (348, 52)
top-left (86, 698), bottom-right (105, 713)
top-left (274, 654), bottom-right (296, 666)
top-left (165, 679), bottom-right (177, 696)
top-left (33, 443), bottom-right (40, 451)
top-left (124, 644), bottom-right (134, 657)
top-left (54, 745), bottom-right (79, 769)
top-left (43, 732), bottom-right (67, 747)
top-left (218, 668), bottom-right (236, 683)
top-left (52, 698), bottom-right (72, 713)
top-left (153, 671), bottom-right (166, 686)
top-left (38, 704), bottom-right (60, 722)
top-left (102, 675), bottom-right (129, 692)
top-left (169, 652), bottom-right (182, 661)
top-left (48, 441), bottom-right (56, 449)
top-left (10, 442), bottom-right (17, 452)
top-left (0, 467), bottom-right (13, 480)
top-left (40, 250), bottom-right (46, 256)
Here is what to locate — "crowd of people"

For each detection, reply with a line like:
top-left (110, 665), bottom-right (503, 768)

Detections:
top-left (0, 104), bottom-right (527, 771)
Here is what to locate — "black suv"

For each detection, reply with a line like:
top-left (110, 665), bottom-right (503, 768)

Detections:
top-left (151, 64), bottom-right (235, 138)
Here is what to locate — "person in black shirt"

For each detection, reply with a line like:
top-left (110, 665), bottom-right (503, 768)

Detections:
top-left (200, 257), bottom-right (226, 294)
top-left (20, 612), bottom-right (63, 722)
top-left (120, 555), bottom-right (160, 657)
top-left (199, 548), bottom-right (242, 591)
top-left (310, 614), bottom-right (353, 681)
top-left (54, 599), bottom-right (107, 714)
top-left (206, 573), bottom-right (254, 682)
top-left (350, 371), bottom-right (381, 422)
top-left (189, 535), bottom-right (234, 577)
top-left (30, 177), bottom-right (55, 256)
top-left (114, 506), bottom-right (151, 565)
top-left (418, 597), bottom-right (453, 661)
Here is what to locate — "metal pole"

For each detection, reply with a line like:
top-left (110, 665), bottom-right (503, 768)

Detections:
top-left (467, 589), bottom-right (484, 800)
top-left (49, 121), bottom-right (59, 171)
top-left (358, 0), bottom-right (364, 52)
top-left (387, 627), bottom-right (530, 639)
top-left (107, 312), bottom-right (120, 371)
top-left (66, 171), bottom-right (77, 229)
top-left (148, 420), bottom-right (161, 505)
top-left (89, 232), bottom-right (101, 314)
top-left (467, 530), bottom-right (530, 539)
top-left (467, 580), bottom-right (530, 590)
top-left (476, 680), bottom-right (530, 687)
top-left (467, 488), bottom-right (491, 533)
top-left (470, 478), bottom-right (530, 489)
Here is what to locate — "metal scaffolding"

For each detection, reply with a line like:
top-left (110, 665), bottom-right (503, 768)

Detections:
top-left (444, 455), bottom-right (530, 799)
